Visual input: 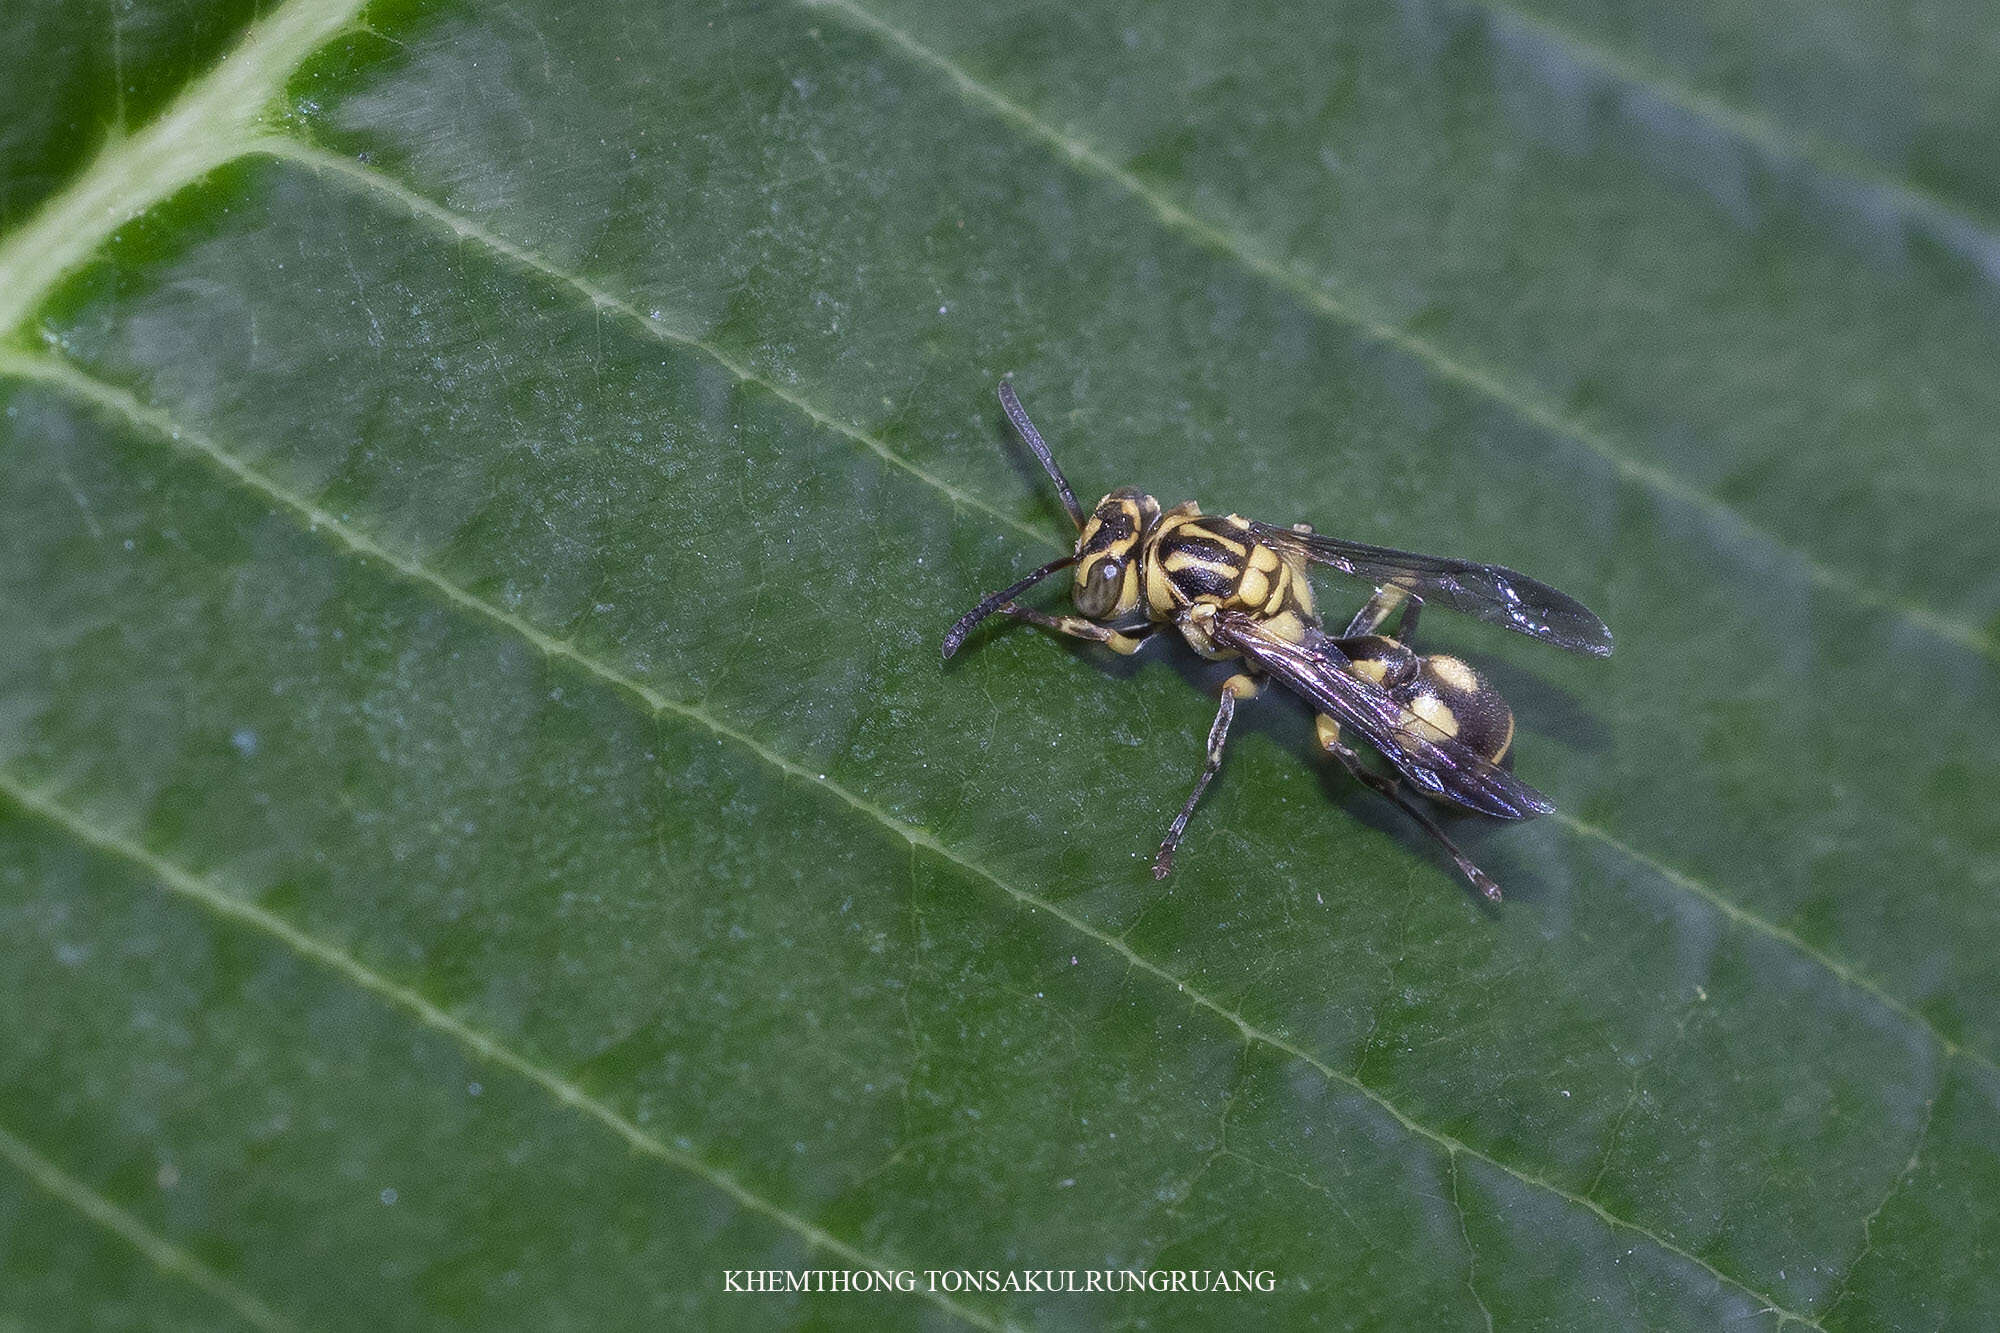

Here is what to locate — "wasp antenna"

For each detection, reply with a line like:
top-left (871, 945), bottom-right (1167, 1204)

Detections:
top-left (999, 380), bottom-right (1087, 531)
top-left (942, 554), bottom-right (1078, 658)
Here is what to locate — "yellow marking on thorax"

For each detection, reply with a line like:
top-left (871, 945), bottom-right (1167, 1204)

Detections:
top-left (1233, 542), bottom-right (1284, 610)
top-left (1142, 505), bottom-right (1197, 619)
top-left (1163, 550), bottom-right (1235, 576)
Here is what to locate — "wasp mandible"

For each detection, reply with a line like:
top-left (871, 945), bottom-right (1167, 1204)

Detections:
top-left (942, 381), bottom-right (1613, 901)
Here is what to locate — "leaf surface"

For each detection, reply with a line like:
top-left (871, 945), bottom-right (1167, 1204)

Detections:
top-left (3, 0), bottom-right (1998, 1327)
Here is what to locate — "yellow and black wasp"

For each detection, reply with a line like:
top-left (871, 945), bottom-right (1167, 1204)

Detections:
top-left (942, 382), bottom-right (1613, 901)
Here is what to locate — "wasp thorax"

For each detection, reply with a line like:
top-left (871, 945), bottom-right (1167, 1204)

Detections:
top-left (1072, 488), bottom-right (1158, 619)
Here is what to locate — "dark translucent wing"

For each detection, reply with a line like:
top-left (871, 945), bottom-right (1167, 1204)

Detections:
top-left (1247, 523), bottom-right (1613, 657)
top-left (1208, 612), bottom-right (1555, 820)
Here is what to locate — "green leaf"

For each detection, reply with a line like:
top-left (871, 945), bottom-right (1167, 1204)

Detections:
top-left (4, 0), bottom-right (1998, 1327)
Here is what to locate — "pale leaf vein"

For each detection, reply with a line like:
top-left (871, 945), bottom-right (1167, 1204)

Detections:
top-left (803, 0), bottom-right (1998, 665)
top-left (0, 1119), bottom-right (295, 1332)
top-left (0, 777), bottom-right (1005, 1333)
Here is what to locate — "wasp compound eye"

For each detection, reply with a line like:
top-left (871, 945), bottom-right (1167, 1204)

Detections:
top-left (1074, 556), bottom-right (1124, 618)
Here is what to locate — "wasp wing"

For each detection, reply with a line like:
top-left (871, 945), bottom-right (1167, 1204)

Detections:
top-left (1208, 610), bottom-right (1555, 820)
top-left (1246, 523), bottom-right (1613, 657)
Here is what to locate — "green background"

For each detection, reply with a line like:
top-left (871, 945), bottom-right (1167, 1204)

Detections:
top-left (3, 0), bottom-right (1998, 1327)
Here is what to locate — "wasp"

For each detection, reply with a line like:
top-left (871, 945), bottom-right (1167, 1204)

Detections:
top-left (942, 382), bottom-right (1613, 901)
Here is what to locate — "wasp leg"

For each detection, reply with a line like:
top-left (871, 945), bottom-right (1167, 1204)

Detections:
top-left (1153, 674), bottom-right (1259, 880)
top-left (998, 603), bottom-right (1156, 655)
top-left (1314, 715), bottom-right (1503, 903)
top-left (1340, 585), bottom-right (1421, 640)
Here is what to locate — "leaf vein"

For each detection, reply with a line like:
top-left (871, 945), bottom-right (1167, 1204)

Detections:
top-left (1558, 813), bottom-right (1988, 1079)
top-left (1469, 0), bottom-right (2000, 253)
top-left (0, 1118), bottom-right (296, 1332)
top-left (1815, 1084), bottom-right (1941, 1322)
top-left (1448, 1150), bottom-right (1495, 1333)
top-left (168, 152), bottom-right (2000, 1083)
top-left (803, 0), bottom-right (1999, 665)
top-left (256, 138), bottom-right (1057, 557)
top-left (0, 778), bottom-right (1006, 1333)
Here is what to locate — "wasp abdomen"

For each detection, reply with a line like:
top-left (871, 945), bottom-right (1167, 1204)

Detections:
top-left (1342, 636), bottom-right (1516, 769)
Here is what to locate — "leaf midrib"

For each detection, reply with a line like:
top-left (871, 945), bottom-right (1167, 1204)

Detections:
top-left (0, 0), bottom-right (367, 334)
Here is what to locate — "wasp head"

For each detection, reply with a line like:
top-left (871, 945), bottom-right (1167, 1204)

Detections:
top-left (1073, 488), bottom-right (1160, 619)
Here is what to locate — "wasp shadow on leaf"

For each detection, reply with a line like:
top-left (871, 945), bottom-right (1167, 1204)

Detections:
top-left (1146, 643), bottom-right (1504, 910)
top-left (1474, 655), bottom-right (1611, 757)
